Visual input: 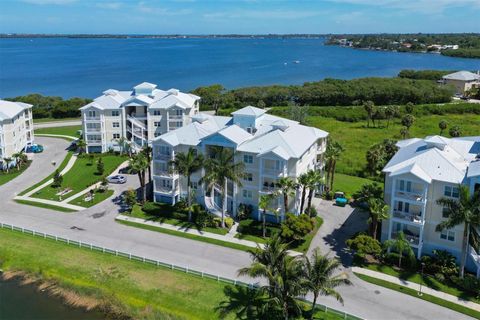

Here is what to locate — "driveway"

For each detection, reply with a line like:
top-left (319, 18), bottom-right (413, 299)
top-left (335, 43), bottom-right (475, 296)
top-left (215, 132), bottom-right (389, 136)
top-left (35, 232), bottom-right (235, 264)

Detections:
top-left (0, 137), bottom-right (473, 320)
top-left (34, 120), bottom-right (81, 129)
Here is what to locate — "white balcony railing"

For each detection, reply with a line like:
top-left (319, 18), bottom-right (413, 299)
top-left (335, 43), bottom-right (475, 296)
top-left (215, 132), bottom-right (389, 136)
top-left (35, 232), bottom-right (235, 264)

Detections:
top-left (392, 211), bottom-right (423, 224)
top-left (391, 232), bottom-right (420, 246)
top-left (154, 154), bottom-right (172, 161)
top-left (169, 114), bottom-right (183, 120)
top-left (85, 116), bottom-right (101, 121)
top-left (395, 190), bottom-right (425, 202)
top-left (263, 168), bottom-right (283, 176)
top-left (87, 139), bottom-right (102, 144)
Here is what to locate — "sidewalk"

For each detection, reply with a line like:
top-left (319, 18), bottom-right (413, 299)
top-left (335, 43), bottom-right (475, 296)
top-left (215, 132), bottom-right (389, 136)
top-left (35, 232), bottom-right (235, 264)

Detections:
top-left (35, 133), bottom-right (78, 141)
top-left (352, 266), bottom-right (480, 312)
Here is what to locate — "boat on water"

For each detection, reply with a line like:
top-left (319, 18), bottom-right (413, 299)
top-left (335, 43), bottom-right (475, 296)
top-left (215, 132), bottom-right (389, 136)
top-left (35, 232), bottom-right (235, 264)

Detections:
top-left (293, 60), bottom-right (300, 64)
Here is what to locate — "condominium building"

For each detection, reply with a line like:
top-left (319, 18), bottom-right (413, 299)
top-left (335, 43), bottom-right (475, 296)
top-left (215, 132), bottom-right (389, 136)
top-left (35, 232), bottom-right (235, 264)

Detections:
top-left (79, 82), bottom-right (200, 153)
top-left (151, 106), bottom-right (328, 221)
top-left (441, 70), bottom-right (480, 96)
top-left (382, 135), bottom-right (480, 275)
top-left (0, 100), bottom-right (34, 165)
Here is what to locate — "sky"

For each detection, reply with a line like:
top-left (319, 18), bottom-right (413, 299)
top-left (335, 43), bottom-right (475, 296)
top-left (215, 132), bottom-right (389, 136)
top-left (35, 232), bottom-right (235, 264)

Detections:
top-left (0, 0), bottom-right (479, 34)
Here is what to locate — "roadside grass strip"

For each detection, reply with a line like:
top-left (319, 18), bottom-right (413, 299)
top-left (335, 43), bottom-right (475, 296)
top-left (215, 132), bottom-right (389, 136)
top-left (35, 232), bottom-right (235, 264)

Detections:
top-left (0, 161), bottom-right (31, 187)
top-left (14, 199), bottom-right (77, 213)
top-left (0, 224), bottom-right (361, 320)
top-left (354, 273), bottom-right (480, 319)
top-left (34, 125), bottom-right (82, 138)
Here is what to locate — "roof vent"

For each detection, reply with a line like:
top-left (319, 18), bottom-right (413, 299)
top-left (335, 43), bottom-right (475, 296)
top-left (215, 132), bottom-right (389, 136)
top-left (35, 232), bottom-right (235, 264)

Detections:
top-left (168, 89), bottom-right (179, 96)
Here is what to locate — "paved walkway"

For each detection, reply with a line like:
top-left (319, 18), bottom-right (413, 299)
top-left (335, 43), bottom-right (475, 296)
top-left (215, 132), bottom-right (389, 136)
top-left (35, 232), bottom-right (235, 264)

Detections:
top-left (35, 133), bottom-right (77, 140)
top-left (353, 266), bottom-right (480, 312)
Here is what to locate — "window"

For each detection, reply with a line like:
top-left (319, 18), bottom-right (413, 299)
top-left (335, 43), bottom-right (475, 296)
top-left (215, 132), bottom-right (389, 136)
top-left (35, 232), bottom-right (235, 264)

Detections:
top-left (88, 110), bottom-right (96, 118)
top-left (154, 121), bottom-right (161, 127)
top-left (113, 122), bottom-right (120, 128)
top-left (399, 180), bottom-right (412, 192)
top-left (176, 121), bottom-right (182, 127)
top-left (154, 132), bottom-right (161, 137)
top-left (153, 110), bottom-right (161, 116)
top-left (112, 110), bottom-right (120, 116)
top-left (444, 186), bottom-right (460, 198)
top-left (244, 155), bottom-right (253, 164)
top-left (442, 207), bottom-right (450, 218)
top-left (191, 181), bottom-right (198, 190)
top-left (113, 133), bottom-right (120, 139)
top-left (243, 189), bottom-right (253, 199)
top-left (246, 127), bottom-right (252, 134)
top-left (175, 109), bottom-right (182, 116)
top-left (440, 230), bottom-right (455, 242)
top-left (244, 173), bottom-right (253, 182)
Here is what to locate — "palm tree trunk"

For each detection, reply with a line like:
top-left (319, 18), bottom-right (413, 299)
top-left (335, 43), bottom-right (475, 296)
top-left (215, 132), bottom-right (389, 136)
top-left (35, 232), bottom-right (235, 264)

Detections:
top-left (262, 209), bottom-right (266, 238)
top-left (284, 194), bottom-right (288, 215)
top-left (460, 222), bottom-right (470, 278)
top-left (221, 177), bottom-right (227, 228)
top-left (187, 175), bottom-right (192, 222)
top-left (300, 187), bottom-right (306, 214)
top-left (330, 161), bottom-right (336, 191)
top-left (311, 293), bottom-right (319, 319)
top-left (398, 252), bottom-right (402, 268)
top-left (307, 189), bottom-right (314, 215)
top-left (372, 218), bottom-right (378, 240)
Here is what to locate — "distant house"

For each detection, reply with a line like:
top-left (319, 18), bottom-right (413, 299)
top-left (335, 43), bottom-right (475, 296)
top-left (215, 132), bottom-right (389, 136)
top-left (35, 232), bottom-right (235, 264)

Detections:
top-left (442, 71), bottom-right (480, 96)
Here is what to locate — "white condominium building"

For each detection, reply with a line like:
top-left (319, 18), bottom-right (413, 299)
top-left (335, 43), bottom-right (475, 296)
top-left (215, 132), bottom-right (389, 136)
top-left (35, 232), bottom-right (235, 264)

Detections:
top-left (0, 100), bottom-right (34, 165)
top-left (382, 135), bottom-right (480, 276)
top-left (151, 106), bottom-right (328, 221)
top-left (79, 82), bottom-right (200, 153)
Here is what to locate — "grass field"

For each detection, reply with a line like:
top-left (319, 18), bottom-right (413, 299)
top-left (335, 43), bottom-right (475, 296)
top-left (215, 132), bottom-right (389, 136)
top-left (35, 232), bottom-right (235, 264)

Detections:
top-left (34, 117), bottom-right (81, 123)
top-left (31, 154), bottom-right (126, 201)
top-left (69, 189), bottom-right (115, 208)
top-left (308, 114), bottom-right (480, 177)
top-left (361, 263), bottom-right (480, 304)
top-left (0, 161), bottom-right (31, 187)
top-left (355, 273), bottom-right (480, 319)
top-left (14, 199), bottom-right (77, 213)
top-left (331, 173), bottom-right (376, 198)
top-left (35, 125), bottom-right (82, 138)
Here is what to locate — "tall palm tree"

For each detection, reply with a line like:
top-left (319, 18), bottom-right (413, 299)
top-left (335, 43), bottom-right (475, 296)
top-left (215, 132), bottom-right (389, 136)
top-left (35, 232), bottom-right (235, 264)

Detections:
top-left (303, 248), bottom-right (351, 316)
top-left (276, 176), bottom-right (296, 214)
top-left (239, 234), bottom-right (305, 320)
top-left (306, 170), bottom-right (324, 216)
top-left (129, 153), bottom-right (149, 203)
top-left (76, 138), bottom-right (86, 154)
top-left (141, 146), bottom-right (153, 184)
top-left (259, 193), bottom-right (275, 238)
top-left (325, 140), bottom-right (344, 191)
top-left (367, 198), bottom-right (390, 240)
top-left (2, 157), bottom-right (13, 173)
top-left (298, 173), bottom-right (309, 214)
top-left (115, 136), bottom-right (128, 155)
top-left (12, 151), bottom-right (27, 170)
top-left (169, 148), bottom-right (204, 221)
top-left (202, 147), bottom-right (245, 228)
top-left (436, 186), bottom-right (480, 278)
top-left (384, 231), bottom-right (415, 268)
top-left (216, 285), bottom-right (271, 320)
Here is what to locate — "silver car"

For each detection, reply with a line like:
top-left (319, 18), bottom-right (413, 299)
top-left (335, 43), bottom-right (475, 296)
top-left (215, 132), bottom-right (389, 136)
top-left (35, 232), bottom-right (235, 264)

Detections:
top-left (107, 175), bottom-right (127, 184)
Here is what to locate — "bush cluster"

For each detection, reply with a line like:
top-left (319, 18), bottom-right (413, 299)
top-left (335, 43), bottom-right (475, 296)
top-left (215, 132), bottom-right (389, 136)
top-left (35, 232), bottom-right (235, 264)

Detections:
top-left (237, 219), bottom-right (280, 238)
top-left (280, 213), bottom-right (314, 242)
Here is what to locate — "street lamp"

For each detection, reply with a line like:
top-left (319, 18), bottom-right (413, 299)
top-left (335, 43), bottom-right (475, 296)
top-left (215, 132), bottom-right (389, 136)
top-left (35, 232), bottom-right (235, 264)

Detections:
top-left (418, 262), bottom-right (425, 296)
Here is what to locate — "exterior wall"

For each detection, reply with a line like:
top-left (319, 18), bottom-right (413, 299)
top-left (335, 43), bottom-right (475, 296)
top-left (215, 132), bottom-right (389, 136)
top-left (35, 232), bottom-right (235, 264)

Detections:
top-left (444, 79), bottom-right (480, 95)
top-left (0, 107), bottom-right (34, 163)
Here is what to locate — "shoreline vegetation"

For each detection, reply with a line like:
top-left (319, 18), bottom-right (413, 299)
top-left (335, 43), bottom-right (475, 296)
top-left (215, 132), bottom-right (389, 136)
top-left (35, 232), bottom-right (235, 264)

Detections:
top-left (326, 33), bottom-right (480, 59)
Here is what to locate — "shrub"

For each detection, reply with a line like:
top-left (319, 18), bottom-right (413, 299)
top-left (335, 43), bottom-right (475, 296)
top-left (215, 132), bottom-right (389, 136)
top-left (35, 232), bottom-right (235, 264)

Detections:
top-left (421, 249), bottom-right (458, 277)
top-left (304, 207), bottom-right (318, 217)
top-left (224, 217), bottom-right (234, 229)
top-left (280, 213), bottom-right (314, 242)
top-left (237, 203), bottom-right (254, 220)
top-left (237, 219), bottom-right (280, 238)
top-left (383, 252), bottom-right (416, 269)
top-left (450, 274), bottom-right (480, 297)
top-left (193, 205), bottom-right (214, 229)
top-left (346, 234), bottom-right (382, 258)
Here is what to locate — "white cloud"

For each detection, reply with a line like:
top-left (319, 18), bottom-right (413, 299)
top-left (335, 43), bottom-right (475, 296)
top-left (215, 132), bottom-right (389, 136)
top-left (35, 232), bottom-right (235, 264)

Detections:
top-left (137, 1), bottom-right (192, 15)
top-left (21, 0), bottom-right (77, 4)
top-left (96, 2), bottom-right (122, 10)
top-left (204, 9), bottom-right (325, 20)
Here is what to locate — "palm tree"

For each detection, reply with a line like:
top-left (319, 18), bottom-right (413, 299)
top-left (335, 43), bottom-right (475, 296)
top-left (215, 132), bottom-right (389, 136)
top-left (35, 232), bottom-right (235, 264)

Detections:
top-left (259, 194), bottom-right (275, 238)
top-left (439, 120), bottom-right (448, 135)
top-left (115, 136), bottom-right (128, 155)
top-left (216, 285), bottom-right (271, 320)
top-left (169, 148), bottom-right (204, 221)
top-left (303, 248), bottom-right (351, 316)
top-left (384, 231), bottom-right (415, 268)
top-left (276, 176), bottom-right (296, 214)
top-left (367, 198), bottom-right (389, 240)
top-left (436, 186), bottom-right (480, 278)
top-left (400, 127), bottom-right (409, 139)
top-left (298, 173), bottom-right (309, 214)
top-left (2, 157), bottom-right (13, 173)
top-left (385, 105), bottom-right (396, 128)
top-left (202, 147), bottom-right (245, 228)
top-left (141, 146), bottom-right (153, 184)
top-left (76, 138), bottom-right (86, 154)
top-left (401, 114), bottom-right (415, 135)
top-left (239, 234), bottom-right (305, 320)
top-left (449, 125), bottom-right (461, 138)
top-left (129, 153), bottom-right (149, 203)
top-left (306, 170), bottom-right (323, 215)
top-left (12, 151), bottom-right (27, 170)
top-left (325, 140), bottom-right (344, 191)
top-left (363, 100), bottom-right (374, 128)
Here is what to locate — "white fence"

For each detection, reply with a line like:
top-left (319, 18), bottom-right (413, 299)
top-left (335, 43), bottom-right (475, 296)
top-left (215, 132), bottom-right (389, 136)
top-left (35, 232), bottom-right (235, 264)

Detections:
top-left (0, 222), bottom-right (363, 320)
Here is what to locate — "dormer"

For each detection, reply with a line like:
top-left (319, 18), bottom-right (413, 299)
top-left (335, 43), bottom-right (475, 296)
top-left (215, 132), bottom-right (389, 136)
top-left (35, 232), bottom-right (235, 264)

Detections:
top-left (192, 113), bottom-right (210, 123)
top-left (133, 82), bottom-right (157, 96)
top-left (231, 106), bottom-right (266, 131)
top-left (424, 135), bottom-right (449, 151)
top-left (271, 120), bottom-right (289, 132)
top-left (103, 89), bottom-right (119, 96)
top-left (168, 88), bottom-right (179, 96)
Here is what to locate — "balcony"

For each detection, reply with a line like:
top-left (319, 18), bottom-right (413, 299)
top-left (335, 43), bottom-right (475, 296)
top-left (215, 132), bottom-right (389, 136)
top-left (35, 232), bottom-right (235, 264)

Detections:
top-left (263, 168), bottom-right (283, 177)
top-left (86, 139), bottom-right (102, 144)
top-left (155, 186), bottom-right (173, 194)
top-left (127, 115), bottom-right (147, 129)
top-left (394, 190), bottom-right (425, 202)
top-left (392, 231), bottom-right (420, 246)
top-left (261, 182), bottom-right (278, 193)
top-left (85, 127), bottom-right (101, 133)
top-left (168, 114), bottom-right (183, 120)
top-left (85, 116), bottom-right (101, 121)
top-left (154, 153), bottom-right (172, 161)
top-left (392, 210), bottom-right (423, 224)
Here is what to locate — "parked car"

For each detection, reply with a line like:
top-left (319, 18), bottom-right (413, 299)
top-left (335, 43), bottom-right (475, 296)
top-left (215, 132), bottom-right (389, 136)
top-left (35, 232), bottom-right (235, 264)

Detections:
top-left (107, 175), bottom-right (127, 184)
top-left (334, 191), bottom-right (348, 207)
top-left (26, 144), bottom-right (44, 153)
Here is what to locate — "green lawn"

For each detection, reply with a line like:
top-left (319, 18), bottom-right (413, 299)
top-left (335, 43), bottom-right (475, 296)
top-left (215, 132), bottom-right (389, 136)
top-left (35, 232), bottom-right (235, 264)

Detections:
top-left (14, 199), bottom-right (76, 213)
top-left (31, 154), bottom-right (127, 201)
top-left (332, 173), bottom-right (377, 198)
top-left (308, 114), bottom-right (480, 177)
top-left (362, 263), bottom-right (480, 304)
top-left (34, 117), bottom-right (81, 123)
top-left (129, 203), bottom-right (230, 235)
top-left (35, 125), bottom-right (82, 138)
top-left (0, 227), bottom-right (348, 320)
top-left (0, 161), bottom-right (31, 186)
top-left (19, 152), bottom-right (73, 196)
top-left (355, 273), bottom-right (480, 319)
top-left (69, 189), bottom-right (115, 208)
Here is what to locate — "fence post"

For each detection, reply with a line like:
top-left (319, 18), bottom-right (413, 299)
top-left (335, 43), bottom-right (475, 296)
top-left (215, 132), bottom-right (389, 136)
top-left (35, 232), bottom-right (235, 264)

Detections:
top-left (90, 244), bottom-right (93, 250)
top-left (171, 264), bottom-right (174, 270)
top-left (129, 253), bottom-right (131, 259)
top-left (217, 275), bottom-right (220, 282)
top-left (115, 250), bottom-right (118, 256)
top-left (142, 257), bottom-right (145, 263)
top-left (55, 236), bottom-right (58, 241)
top-left (33, 230), bottom-right (35, 236)
top-left (102, 248), bottom-right (105, 253)
top-left (22, 228), bottom-right (24, 233)
top-left (67, 239), bottom-right (69, 244)
top-left (79, 241), bottom-right (81, 247)
top-left (156, 261), bottom-right (159, 266)
top-left (201, 272), bottom-right (204, 278)
top-left (186, 267), bottom-right (188, 274)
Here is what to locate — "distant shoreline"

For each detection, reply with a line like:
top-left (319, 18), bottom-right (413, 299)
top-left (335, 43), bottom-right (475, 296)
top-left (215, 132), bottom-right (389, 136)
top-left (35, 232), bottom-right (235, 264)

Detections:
top-left (0, 34), bottom-right (327, 39)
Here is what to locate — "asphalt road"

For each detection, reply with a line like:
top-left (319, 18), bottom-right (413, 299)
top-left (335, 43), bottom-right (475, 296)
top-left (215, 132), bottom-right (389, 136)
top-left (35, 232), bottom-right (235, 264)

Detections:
top-left (0, 137), bottom-right (472, 320)
top-left (34, 120), bottom-right (81, 129)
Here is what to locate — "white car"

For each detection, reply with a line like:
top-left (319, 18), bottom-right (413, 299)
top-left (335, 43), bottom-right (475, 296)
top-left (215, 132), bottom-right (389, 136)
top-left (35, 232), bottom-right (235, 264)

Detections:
top-left (107, 175), bottom-right (127, 184)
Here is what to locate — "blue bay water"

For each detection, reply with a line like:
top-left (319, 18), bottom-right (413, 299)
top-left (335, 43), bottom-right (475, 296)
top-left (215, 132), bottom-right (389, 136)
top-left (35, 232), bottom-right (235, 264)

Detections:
top-left (0, 37), bottom-right (479, 98)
